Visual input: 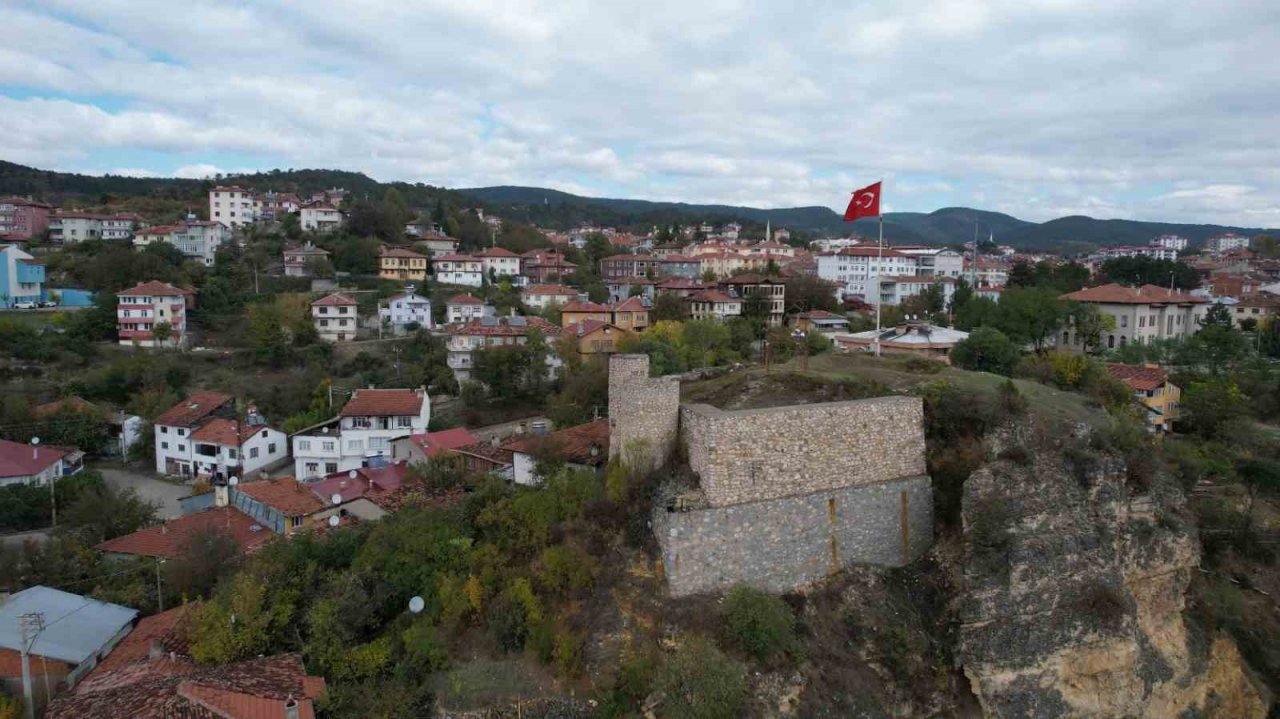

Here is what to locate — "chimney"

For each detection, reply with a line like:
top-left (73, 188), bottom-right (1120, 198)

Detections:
top-left (284, 696), bottom-right (300, 719)
top-left (148, 638), bottom-right (164, 661)
top-left (215, 484), bottom-right (229, 508)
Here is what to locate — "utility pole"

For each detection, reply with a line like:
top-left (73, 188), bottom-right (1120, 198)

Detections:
top-left (20, 612), bottom-right (45, 719)
top-left (156, 559), bottom-right (164, 612)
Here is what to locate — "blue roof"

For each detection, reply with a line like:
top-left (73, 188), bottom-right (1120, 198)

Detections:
top-left (0, 586), bottom-right (137, 663)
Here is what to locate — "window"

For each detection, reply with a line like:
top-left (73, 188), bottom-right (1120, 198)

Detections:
top-left (322, 441), bottom-right (335, 452)
top-left (369, 437), bottom-right (389, 451)
top-left (161, 442), bottom-right (169, 450)
top-left (325, 462), bottom-right (338, 474)
top-left (290, 516), bottom-right (303, 528)
top-left (1119, 315), bottom-right (1128, 328)
top-left (306, 462), bottom-right (319, 476)
top-left (161, 426), bottom-right (169, 434)
top-left (177, 429), bottom-right (185, 436)
top-left (347, 439), bottom-right (363, 451)
top-left (397, 416), bottom-right (413, 428)
top-left (228, 449), bottom-right (237, 459)
top-left (268, 443), bottom-right (276, 454)
top-left (177, 444), bottom-right (185, 452)
top-left (297, 440), bottom-right (312, 451)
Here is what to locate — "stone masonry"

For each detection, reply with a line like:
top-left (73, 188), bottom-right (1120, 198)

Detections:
top-left (681, 398), bottom-right (926, 507)
top-left (608, 354), bottom-right (681, 471)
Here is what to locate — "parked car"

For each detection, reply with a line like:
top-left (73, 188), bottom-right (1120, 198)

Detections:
top-left (38, 300), bottom-right (58, 308)
top-left (13, 301), bottom-right (37, 310)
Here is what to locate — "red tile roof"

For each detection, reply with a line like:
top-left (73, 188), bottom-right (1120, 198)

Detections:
top-left (689, 290), bottom-right (738, 303)
top-left (155, 393), bottom-right (232, 428)
top-left (87, 605), bottom-right (194, 678)
top-left (1106, 363), bottom-right (1171, 392)
top-left (95, 507), bottom-right (274, 560)
top-left (523, 284), bottom-right (579, 296)
top-left (118, 281), bottom-right (191, 298)
top-left (562, 300), bottom-right (609, 313)
top-left (476, 247), bottom-right (519, 257)
top-left (566, 320), bottom-right (625, 338)
top-left (611, 296), bottom-right (648, 312)
top-left (832, 246), bottom-right (909, 258)
top-left (189, 419), bottom-right (268, 446)
top-left (723, 273), bottom-right (782, 285)
top-left (339, 388), bottom-right (425, 417)
top-left (379, 246), bottom-right (426, 259)
top-left (447, 293), bottom-right (485, 305)
top-left (33, 396), bottom-right (98, 418)
top-left (1062, 283), bottom-right (1208, 305)
top-left (310, 292), bottom-right (357, 307)
top-left (237, 477), bottom-right (326, 516)
top-left (410, 428), bottom-right (480, 458)
top-left (450, 316), bottom-right (562, 337)
top-left (504, 419), bottom-right (609, 467)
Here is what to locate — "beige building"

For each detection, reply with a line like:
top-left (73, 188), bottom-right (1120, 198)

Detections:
top-left (1058, 284), bottom-right (1210, 351)
top-left (379, 246), bottom-right (428, 282)
top-left (311, 292), bottom-right (358, 342)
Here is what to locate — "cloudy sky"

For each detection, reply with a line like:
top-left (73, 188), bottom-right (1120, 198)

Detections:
top-left (2, 0), bottom-right (1279, 226)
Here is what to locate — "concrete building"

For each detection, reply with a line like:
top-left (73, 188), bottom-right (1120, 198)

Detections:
top-left (379, 291), bottom-right (433, 333)
top-left (1206, 233), bottom-right (1251, 253)
top-left (446, 293), bottom-right (493, 324)
top-left (815, 246), bottom-right (916, 302)
top-left (1058, 283), bottom-right (1210, 351)
top-left (1094, 245), bottom-right (1179, 262)
top-left (115, 281), bottom-right (193, 347)
top-left (48, 212), bottom-right (142, 243)
top-left (446, 315), bottom-right (562, 383)
top-left (834, 321), bottom-right (970, 363)
top-left (687, 289), bottom-right (742, 321)
top-left (895, 246), bottom-right (965, 277)
top-left (0, 437), bottom-right (80, 487)
top-left (1106, 364), bottom-right (1180, 432)
top-left (522, 284), bottom-right (581, 309)
top-left (1231, 293), bottom-right (1280, 328)
top-left (0, 243), bottom-right (45, 306)
top-left (418, 236), bottom-right (460, 257)
top-left (876, 275), bottom-right (956, 307)
top-left (378, 246), bottom-right (429, 282)
top-left (720, 273), bottom-right (786, 325)
top-left (0, 197), bottom-right (51, 240)
top-left (434, 253), bottom-right (484, 286)
top-left (311, 292), bottom-right (359, 342)
top-left (290, 387), bottom-right (431, 478)
top-left (132, 220), bottom-right (230, 266)
top-left (208, 185), bottom-right (261, 228)
top-left (1151, 235), bottom-right (1189, 251)
top-left (476, 246), bottom-right (522, 280)
top-left (282, 242), bottom-right (331, 277)
top-left (299, 201), bottom-right (342, 232)
top-left (152, 392), bottom-right (287, 478)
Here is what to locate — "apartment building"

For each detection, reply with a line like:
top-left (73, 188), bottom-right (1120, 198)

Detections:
top-left (1151, 235), bottom-right (1189, 251)
top-left (1206, 234), bottom-right (1251, 253)
top-left (815, 246), bottom-right (917, 303)
top-left (0, 244), bottom-right (44, 307)
top-left (1058, 284), bottom-right (1210, 351)
top-left (434, 254), bottom-right (484, 287)
top-left (208, 186), bottom-right (261, 228)
top-left (48, 212), bottom-right (142, 243)
top-left (894, 247), bottom-right (964, 277)
top-left (0, 197), bottom-right (51, 240)
top-left (446, 316), bottom-right (562, 383)
top-left (116, 281), bottom-right (193, 347)
top-left (446, 293), bottom-right (494, 324)
top-left (291, 388), bottom-right (431, 478)
top-left (476, 247), bottom-right (522, 280)
top-left (133, 220), bottom-right (231, 266)
top-left (299, 201), bottom-right (343, 232)
top-left (378, 246), bottom-right (429, 282)
top-left (311, 292), bottom-right (359, 342)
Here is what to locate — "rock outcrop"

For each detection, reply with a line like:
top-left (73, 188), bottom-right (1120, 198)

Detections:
top-left (957, 434), bottom-right (1269, 718)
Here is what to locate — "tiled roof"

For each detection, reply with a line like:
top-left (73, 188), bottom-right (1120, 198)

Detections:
top-left (450, 316), bottom-right (562, 337)
top-left (561, 300), bottom-right (609, 313)
top-left (658, 279), bottom-right (706, 290)
top-left (504, 419), bottom-right (609, 467)
top-left (410, 428), bottom-right (480, 458)
top-left (1106, 363), bottom-right (1170, 392)
top-left (311, 293), bottom-right (357, 307)
top-left (95, 507), bottom-right (274, 560)
top-left (605, 276), bottom-right (657, 285)
top-left (601, 254), bottom-right (657, 262)
top-left (434, 253), bottom-right (480, 262)
top-left (610, 296), bottom-right (648, 312)
top-left (189, 419), bottom-right (268, 446)
top-left (33, 396), bottom-right (98, 418)
top-left (523, 284), bottom-right (579, 296)
top-left (237, 477), bottom-right (326, 516)
top-left (722, 273), bottom-right (781, 284)
top-left (155, 393), bottom-right (232, 428)
top-left (689, 290), bottom-right (737, 303)
top-left (86, 604), bottom-right (194, 678)
top-left (339, 388), bottom-right (425, 417)
top-left (476, 247), bottom-right (519, 257)
top-left (118, 281), bottom-right (190, 298)
top-left (1236, 293), bottom-right (1280, 308)
top-left (447, 293), bottom-right (485, 305)
top-left (1062, 283), bottom-right (1208, 305)
top-left (379, 246), bottom-right (426, 259)
top-left (832, 246), bottom-right (909, 258)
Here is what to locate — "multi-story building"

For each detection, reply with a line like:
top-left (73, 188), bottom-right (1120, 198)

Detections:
top-left (379, 291), bottom-right (433, 333)
top-left (433, 254), bottom-right (483, 287)
top-left (609, 296), bottom-right (650, 332)
top-left (1206, 233), bottom-right (1252, 253)
top-left (48, 212), bottom-right (142, 243)
top-left (1150, 235), bottom-right (1188, 252)
top-left (720, 274), bottom-right (786, 325)
top-left (116, 281), bottom-right (193, 347)
top-left (446, 293), bottom-right (493, 324)
top-left (876, 275), bottom-right (956, 307)
top-left (1094, 246), bottom-right (1179, 262)
top-left (1058, 284), bottom-right (1210, 351)
top-left (476, 247), bottom-right (522, 281)
top-left (0, 197), bottom-right (51, 241)
top-left (1230, 293), bottom-right (1280, 328)
top-left (405, 220), bottom-right (442, 238)
top-left (311, 293), bottom-right (359, 342)
top-left (290, 387), bottom-right (431, 479)
top-left (378, 246), bottom-right (428, 282)
top-left (599, 253), bottom-right (703, 280)
top-left (282, 243), bottom-right (331, 277)
top-left (152, 393), bottom-right (286, 478)
top-left (133, 220), bottom-right (231, 266)
top-left (604, 277), bottom-right (656, 303)
top-left (208, 186), bottom-right (261, 228)
top-left (687, 289), bottom-right (742, 321)
top-left (895, 247), bottom-right (964, 277)
top-left (1105, 364), bottom-right (1181, 432)
top-left (815, 246), bottom-right (916, 302)
top-left (259, 191), bottom-right (302, 220)
top-left (419, 236), bottom-right (460, 257)
top-left (963, 258), bottom-right (1010, 288)
top-left (522, 284), bottom-right (581, 309)
top-left (521, 249), bottom-right (577, 283)
top-left (0, 244), bottom-right (45, 307)
top-left (446, 316), bottom-right (562, 383)
top-left (299, 201), bottom-right (342, 232)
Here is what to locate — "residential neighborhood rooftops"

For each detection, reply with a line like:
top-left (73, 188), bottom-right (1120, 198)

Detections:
top-left (379, 246), bottom-right (426, 258)
top-left (189, 418), bottom-right (269, 446)
top-left (95, 507), bottom-right (274, 559)
top-left (689, 289), bottom-right (738, 303)
top-left (155, 392), bottom-right (232, 428)
top-left (447, 293), bottom-right (485, 305)
top-left (0, 438), bottom-right (67, 479)
top-left (87, 604), bottom-right (194, 678)
top-left (339, 388), bottom-right (426, 417)
top-left (0, 587), bottom-right (138, 665)
top-left (311, 292), bottom-right (358, 307)
top-left (1061, 283), bottom-right (1208, 305)
top-left (434, 253), bottom-right (480, 262)
top-left (523, 284), bottom-right (579, 296)
top-left (562, 300), bottom-right (610, 312)
top-left (611, 296), bottom-right (648, 312)
top-left (504, 418), bottom-right (610, 467)
top-left (451, 316), bottom-right (562, 336)
top-left (117, 281), bottom-right (193, 297)
top-left (237, 476), bottom-right (327, 516)
top-left (475, 246), bottom-right (519, 257)
top-left (410, 428), bottom-right (480, 458)
top-left (566, 319), bottom-right (623, 338)
top-left (1106, 363), bottom-right (1171, 392)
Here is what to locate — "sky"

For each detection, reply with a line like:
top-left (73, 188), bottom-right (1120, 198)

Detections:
top-left (2, 0), bottom-right (1279, 227)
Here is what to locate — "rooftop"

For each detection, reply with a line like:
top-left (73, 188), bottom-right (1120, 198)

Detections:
top-left (339, 388), bottom-right (425, 417)
top-left (311, 292), bottom-right (358, 307)
top-left (447, 293), bottom-right (485, 305)
top-left (1106, 363), bottom-right (1171, 392)
top-left (0, 587), bottom-right (137, 664)
top-left (118, 281), bottom-right (191, 298)
top-left (237, 476), bottom-right (327, 516)
top-left (155, 393), bottom-right (232, 428)
top-left (409, 428), bottom-right (480, 459)
top-left (189, 418), bottom-right (269, 447)
top-left (95, 506), bottom-right (274, 560)
top-left (522, 284), bottom-right (579, 296)
top-left (504, 418), bottom-right (610, 467)
top-left (0, 437), bottom-right (67, 478)
top-left (1061, 283), bottom-right (1208, 305)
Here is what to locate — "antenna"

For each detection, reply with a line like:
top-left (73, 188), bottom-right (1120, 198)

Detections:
top-left (327, 515), bottom-right (340, 527)
top-left (330, 493), bottom-right (343, 506)
top-left (408, 596), bottom-right (425, 614)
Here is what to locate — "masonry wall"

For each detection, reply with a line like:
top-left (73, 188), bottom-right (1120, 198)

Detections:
top-left (681, 396), bottom-right (926, 507)
top-left (608, 354), bottom-right (681, 470)
top-left (655, 475), bottom-right (933, 596)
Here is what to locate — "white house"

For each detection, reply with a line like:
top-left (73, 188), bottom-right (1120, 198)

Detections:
top-left (48, 212), bottom-right (142, 243)
top-left (446, 293), bottom-right (494, 324)
top-left (816, 246), bottom-right (918, 301)
top-left (1057, 283), bottom-right (1210, 352)
top-left (116, 281), bottom-right (192, 347)
top-left (311, 292), bottom-right (359, 342)
top-left (476, 247), bottom-right (522, 281)
top-left (502, 419), bottom-right (608, 486)
top-left (379, 291), bottom-right (432, 334)
top-left (208, 186), bottom-right (262, 228)
top-left (446, 316), bottom-right (563, 383)
top-left (686, 289), bottom-right (742, 321)
top-left (521, 284), bottom-right (581, 309)
top-left (419, 236), bottom-right (460, 257)
top-left (290, 387), bottom-right (430, 479)
top-left (133, 220), bottom-right (231, 266)
top-left (300, 201), bottom-right (343, 233)
top-left (152, 393), bottom-right (286, 479)
top-left (434, 254), bottom-right (484, 287)
top-left (0, 438), bottom-right (79, 487)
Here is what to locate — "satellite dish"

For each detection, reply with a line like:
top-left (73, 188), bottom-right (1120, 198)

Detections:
top-left (408, 596), bottom-right (425, 614)
top-left (228, 476), bottom-right (239, 486)
top-left (327, 515), bottom-right (340, 527)
top-left (330, 493), bottom-right (343, 506)
top-left (348, 470), bottom-right (359, 480)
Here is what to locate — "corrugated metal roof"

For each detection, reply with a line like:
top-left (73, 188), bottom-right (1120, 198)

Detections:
top-left (0, 586), bottom-right (138, 664)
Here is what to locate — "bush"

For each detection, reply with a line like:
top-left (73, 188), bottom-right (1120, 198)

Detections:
top-left (533, 543), bottom-right (596, 596)
top-left (950, 327), bottom-right (1021, 376)
top-left (652, 637), bottom-right (747, 719)
top-left (721, 585), bottom-right (799, 664)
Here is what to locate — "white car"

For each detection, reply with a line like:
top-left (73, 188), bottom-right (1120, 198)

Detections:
top-left (38, 300), bottom-right (58, 308)
top-left (13, 301), bottom-right (37, 310)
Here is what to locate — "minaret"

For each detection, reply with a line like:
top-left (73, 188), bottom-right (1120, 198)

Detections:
top-left (765, 220), bottom-right (771, 243)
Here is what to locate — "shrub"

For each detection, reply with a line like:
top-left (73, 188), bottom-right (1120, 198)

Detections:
top-left (553, 628), bottom-right (585, 677)
top-left (533, 544), bottom-right (596, 596)
top-left (652, 637), bottom-right (747, 719)
top-left (402, 620), bottom-right (451, 673)
top-left (721, 585), bottom-right (800, 664)
top-left (997, 444), bottom-right (1032, 466)
top-left (950, 327), bottom-right (1021, 376)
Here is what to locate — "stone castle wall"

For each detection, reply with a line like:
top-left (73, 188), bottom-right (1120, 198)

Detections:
top-left (681, 397), bottom-right (926, 507)
top-left (656, 475), bottom-right (933, 596)
top-left (608, 354), bottom-right (681, 471)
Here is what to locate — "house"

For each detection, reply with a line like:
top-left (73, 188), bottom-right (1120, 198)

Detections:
top-left (1106, 363), bottom-right (1181, 432)
top-left (0, 437), bottom-right (81, 487)
top-left (976, 285), bottom-right (1005, 302)
top-left (446, 316), bottom-right (562, 383)
top-left (96, 503), bottom-right (276, 560)
top-left (0, 197), bottom-right (52, 240)
top-left (434, 254), bottom-right (484, 287)
top-left (1057, 284), bottom-right (1210, 351)
top-left (720, 274), bottom-right (786, 325)
top-left (207, 185), bottom-right (261, 228)
top-left (560, 300), bottom-right (611, 327)
top-left (521, 249), bottom-right (577, 283)
top-left (564, 319), bottom-right (630, 355)
top-left (116, 281), bottom-right (194, 348)
top-left (503, 418), bottom-right (609, 485)
top-left (299, 201), bottom-right (343, 232)
top-left (476, 246), bottom-right (522, 281)
top-left (304, 462), bottom-right (415, 520)
top-left (791, 310), bottom-right (850, 334)
top-left (153, 393), bottom-right (287, 478)
top-left (0, 586), bottom-right (137, 713)
top-left (48, 212), bottom-right (142, 243)
top-left (133, 220), bottom-right (231, 266)
top-left (834, 321), bottom-right (970, 363)
top-left (235, 476), bottom-right (329, 534)
top-left (282, 243), bottom-right (331, 277)
top-left (378, 246), bottom-right (429, 282)
top-left (1231, 293), bottom-right (1280, 328)
top-left (394, 427), bottom-right (479, 464)
top-left (657, 278), bottom-right (708, 298)
top-left (290, 387), bottom-right (431, 479)
top-left (418, 235), bottom-right (460, 257)
top-left (311, 292), bottom-right (359, 342)
top-left (379, 291), bottom-right (433, 333)
top-left (47, 651), bottom-right (325, 719)
top-left (522, 284), bottom-right (581, 309)
top-left (876, 275), bottom-right (956, 307)
top-left (600, 254), bottom-right (701, 280)
top-left (260, 190), bottom-right (303, 219)
top-left (605, 277), bottom-right (656, 303)
top-left (0, 243), bottom-right (45, 307)
top-left (405, 219), bottom-right (441, 238)
top-left (446, 293), bottom-right (493, 324)
top-left (687, 289), bottom-right (742, 321)
top-left (610, 296), bottom-right (650, 332)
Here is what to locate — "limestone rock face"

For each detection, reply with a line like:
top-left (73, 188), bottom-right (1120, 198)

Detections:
top-left (957, 443), bottom-right (1268, 718)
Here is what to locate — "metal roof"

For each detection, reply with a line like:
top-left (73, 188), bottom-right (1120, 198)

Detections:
top-left (0, 586), bottom-right (138, 664)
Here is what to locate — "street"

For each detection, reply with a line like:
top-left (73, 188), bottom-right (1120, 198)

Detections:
top-left (98, 466), bottom-right (191, 519)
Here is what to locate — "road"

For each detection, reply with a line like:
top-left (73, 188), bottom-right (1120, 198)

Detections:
top-left (99, 466), bottom-right (191, 519)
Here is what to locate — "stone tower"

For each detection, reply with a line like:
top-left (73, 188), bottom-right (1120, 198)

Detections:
top-left (607, 354), bottom-right (681, 471)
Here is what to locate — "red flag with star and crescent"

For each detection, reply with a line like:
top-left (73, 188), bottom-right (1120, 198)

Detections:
top-left (843, 181), bottom-right (881, 221)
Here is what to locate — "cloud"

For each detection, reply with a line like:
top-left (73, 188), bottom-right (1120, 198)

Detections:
top-left (3, 0), bottom-right (1280, 226)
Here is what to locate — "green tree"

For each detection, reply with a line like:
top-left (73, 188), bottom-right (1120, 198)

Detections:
top-left (652, 292), bottom-right (686, 321)
top-left (721, 586), bottom-right (799, 664)
top-left (991, 287), bottom-right (1063, 350)
top-left (1065, 302), bottom-right (1116, 355)
top-left (652, 637), bottom-right (747, 719)
top-left (950, 327), bottom-right (1021, 375)
top-left (151, 321), bottom-right (173, 346)
top-left (1180, 378), bottom-right (1249, 439)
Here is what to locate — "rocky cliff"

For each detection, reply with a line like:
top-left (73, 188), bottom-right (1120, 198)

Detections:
top-left (957, 427), bottom-right (1269, 718)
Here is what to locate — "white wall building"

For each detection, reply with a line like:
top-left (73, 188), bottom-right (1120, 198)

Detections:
top-left (291, 388), bottom-right (430, 479)
top-left (434, 254), bottom-right (484, 286)
top-left (379, 291), bottom-right (433, 334)
top-left (208, 186), bottom-right (261, 228)
top-left (896, 247), bottom-right (964, 278)
top-left (816, 247), bottom-right (918, 301)
top-left (1206, 234), bottom-right (1251, 253)
top-left (1095, 246), bottom-right (1179, 262)
top-left (521, 284), bottom-right (581, 309)
top-left (0, 438), bottom-right (76, 487)
top-left (1151, 235), bottom-right (1188, 251)
top-left (445, 294), bottom-right (494, 324)
top-left (133, 220), bottom-right (231, 266)
top-left (476, 247), bottom-right (522, 280)
top-left (311, 292), bottom-right (359, 342)
top-left (1057, 283), bottom-right (1210, 352)
top-left (152, 393), bottom-right (286, 478)
top-left (116, 281), bottom-right (191, 347)
top-left (48, 213), bottom-right (141, 243)
top-left (300, 202), bottom-right (343, 233)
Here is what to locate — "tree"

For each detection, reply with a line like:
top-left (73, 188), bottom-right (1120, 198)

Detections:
top-left (950, 327), bottom-right (1021, 375)
top-left (991, 287), bottom-right (1063, 350)
top-left (741, 293), bottom-right (770, 339)
top-left (652, 637), bottom-right (747, 719)
top-left (1200, 302), bottom-right (1235, 330)
top-left (248, 302), bottom-right (292, 367)
top-left (1098, 256), bottom-right (1199, 290)
top-left (782, 275), bottom-right (838, 313)
top-left (1178, 321), bottom-right (1248, 376)
top-left (1180, 378), bottom-right (1249, 439)
top-left (1238, 458), bottom-right (1280, 536)
top-left (949, 278), bottom-right (974, 313)
top-left (164, 527), bottom-right (245, 600)
top-left (59, 483), bottom-right (157, 543)
top-left (651, 292), bottom-right (686, 322)
top-left (151, 321), bottom-right (173, 346)
top-left (1007, 261), bottom-right (1036, 288)
top-left (721, 585), bottom-right (799, 664)
top-left (1065, 302), bottom-right (1115, 355)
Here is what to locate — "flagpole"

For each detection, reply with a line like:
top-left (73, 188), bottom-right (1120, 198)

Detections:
top-left (874, 205), bottom-right (884, 357)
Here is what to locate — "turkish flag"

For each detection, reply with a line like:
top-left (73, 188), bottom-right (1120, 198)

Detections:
top-left (843, 182), bottom-right (881, 221)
